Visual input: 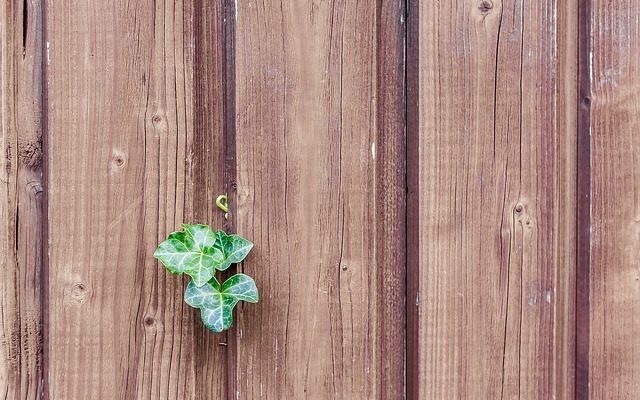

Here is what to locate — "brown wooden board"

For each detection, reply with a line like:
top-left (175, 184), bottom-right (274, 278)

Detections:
top-left (588, 1), bottom-right (640, 398)
top-left (44, 0), bottom-right (227, 397)
top-left (232, 1), bottom-right (406, 398)
top-left (190, 0), bottom-right (233, 398)
top-left (576, 0), bottom-right (592, 397)
top-left (411, 0), bottom-right (577, 398)
top-left (0, 0), bottom-right (45, 398)
top-left (5, 0), bottom-right (640, 398)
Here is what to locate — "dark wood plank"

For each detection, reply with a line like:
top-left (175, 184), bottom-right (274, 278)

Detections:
top-left (589, 1), bottom-right (640, 398)
top-left (406, 1), bottom-right (420, 399)
top-left (375, 1), bottom-right (406, 399)
top-left (44, 1), bottom-right (226, 398)
top-left (232, 2), bottom-right (406, 398)
top-left (576, 0), bottom-right (592, 397)
top-left (0, 0), bottom-right (45, 398)
top-left (189, 0), bottom-right (230, 398)
top-left (412, 0), bottom-right (577, 397)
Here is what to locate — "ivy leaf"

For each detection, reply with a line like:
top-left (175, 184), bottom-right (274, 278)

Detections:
top-left (221, 273), bottom-right (260, 303)
top-left (184, 274), bottom-right (259, 332)
top-left (153, 224), bottom-right (224, 287)
top-left (212, 231), bottom-right (254, 271)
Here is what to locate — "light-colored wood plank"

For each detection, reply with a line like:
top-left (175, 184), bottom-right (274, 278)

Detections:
top-left (45, 1), bottom-right (226, 398)
top-left (233, 2), bottom-right (405, 398)
top-left (589, 1), bottom-right (640, 398)
top-left (0, 0), bottom-right (45, 398)
top-left (413, 0), bottom-right (577, 397)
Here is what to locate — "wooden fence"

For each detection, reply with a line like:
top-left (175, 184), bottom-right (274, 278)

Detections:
top-left (0, 0), bottom-right (638, 398)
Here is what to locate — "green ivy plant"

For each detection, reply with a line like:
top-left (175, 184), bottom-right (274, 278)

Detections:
top-left (153, 224), bottom-right (258, 332)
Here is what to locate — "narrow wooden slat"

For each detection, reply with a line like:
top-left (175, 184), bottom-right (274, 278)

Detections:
top-left (45, 1), bottom-right (225, 398)
top-left (189, 0), bottom-right (229, 397)
top-left (233, 2), bottom-right (406, 398)
top-left (576, 0), bottom-right (592, 397)
top-left (0, 0), bottom-right (45, 398)
top-left (412, 1), bottom-right (577, 397)
top-left (375, 1), bottom-right (406, 398)
top-left (555, 1), bottom-right (579, 398)
top-left (406, 2), bottom-right (421, 399)
top-left (589, 1), bottom-right (640, 398)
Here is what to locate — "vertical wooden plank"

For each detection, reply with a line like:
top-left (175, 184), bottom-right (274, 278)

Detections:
top-left (0, 0), bottom-right (45, 398)
top-left (555, 1), bottom-right (579, 398)
top-left (189, 0), bottom-right (231, 398)
top-left (376, 1), bottom-right (407, 398)
top-left (412, 0), bottom-right (577, 397)
top-left (589, 1), bottom-right (640, 398)
top-left (576, 0), bottom-right (592, 397)
top-left (233, 1), bottom-right (406, 398)
top-left (406, 1), bottom-right (420, 399)
top-left (45, 0), bottom-right (226, 398)
top-left (220, 1), bottom-right (239, 397)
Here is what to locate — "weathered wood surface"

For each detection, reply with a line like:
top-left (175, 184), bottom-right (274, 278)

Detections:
top-left (410, 0), bottom-right (578, 398)
top-left (3, 0), bottom-right (640, 399)
top-left (233, 1), bottom-right (406, 398)
top-left (0, 0), bottom-right (45, 398)
top-left (576, 0), bottom-right (592, 397)
top-left (190, 1), bottom-right (231, 398)
top-left (588, 1), bottom-right (640, 398)
top-left (44, 0), bottom-right (226, 398)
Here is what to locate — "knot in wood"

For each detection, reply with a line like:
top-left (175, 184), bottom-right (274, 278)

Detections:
top-left (111, 150), bottom-right (127, 169)
top-left (110, 149), bottom-right (128, 174)
top-left (151, 114), bottom-right (165, 128)
top-left (18, 139), bottom-right (42, 169)
top-left (70, 282), bottom-right (89, 303)
top-left (26, 180), bottom-right (43, 197)
top-left (478, 0), bottom-right (493, 13)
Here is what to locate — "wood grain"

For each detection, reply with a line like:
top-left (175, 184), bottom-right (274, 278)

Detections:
top-left (375, 1), bottom-right (406, 398)
top-left (0, 0), bottom-right (45, 398)
top-left (413, 0), bottom-right (577, 398)
top-left (406, 2), bottom-right (420, 399)
top-left (588, 1), bottom-right (640, 398)
top-left (9, 0), bottom-right (640, 398)
top-left (233, 1), bottom-right (406, 398)
top-left (576, 0), bottom-right (592, 397)
top-left (44, 0), bottom-right (225, 398)
top-left (189, 0), bottom-right (231, 398)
